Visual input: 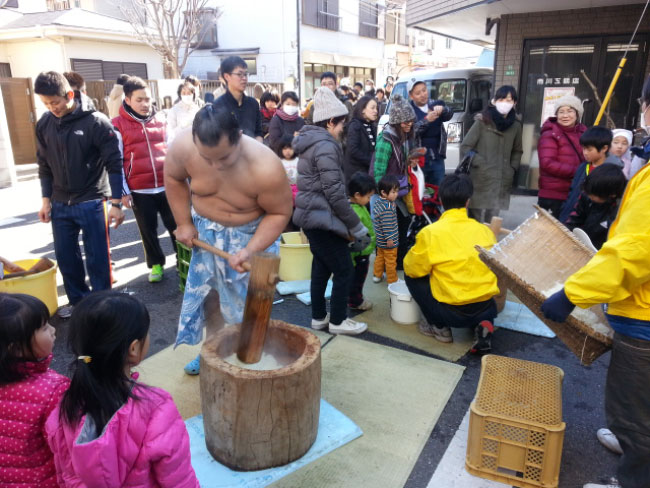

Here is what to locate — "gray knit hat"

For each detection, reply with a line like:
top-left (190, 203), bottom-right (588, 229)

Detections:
top-left (554, 95), bottom-right (584, 120)
top-left (389, 94), bottom-right (416, 124)
top-left (313, 86), bottom-right (349, 123)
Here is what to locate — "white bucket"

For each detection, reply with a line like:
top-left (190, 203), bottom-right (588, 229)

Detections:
top-left (388, 281), bottom-right (422, 325)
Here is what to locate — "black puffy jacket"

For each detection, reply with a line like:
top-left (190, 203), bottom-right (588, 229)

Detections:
top-left (37, 94), bottom-right (122, 204)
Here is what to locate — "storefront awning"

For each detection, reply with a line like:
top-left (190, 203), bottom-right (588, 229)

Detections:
top-left (406, 0), bottom-right (647, 47)
top-left (302, 50), bottom-right (382, 69)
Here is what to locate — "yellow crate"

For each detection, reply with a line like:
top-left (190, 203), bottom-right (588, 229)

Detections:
top-left (466, 355), bottom-right (565, 488)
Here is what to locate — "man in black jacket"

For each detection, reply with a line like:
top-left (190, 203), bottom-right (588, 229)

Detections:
top-left (35, 71), bottom-right (124, 317)
top-left (213, 56), bottom-right (263, 142)
top-left (408, 79), bottom-right (453, 187)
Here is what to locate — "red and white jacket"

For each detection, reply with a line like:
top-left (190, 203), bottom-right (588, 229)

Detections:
top-left (112, 105), bottom-right (167, 191)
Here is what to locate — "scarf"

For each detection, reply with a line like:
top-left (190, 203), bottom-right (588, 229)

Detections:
top-left (261, 107), bottom-right (276, 120)
top-left (122, 100), bottom-right (151, 121)
top-left (488, 105), bottom-right (516, 133)
top-left (276, 107), bottom-right (299, 122)
top-left (362, 120), bottom-right (376, 148)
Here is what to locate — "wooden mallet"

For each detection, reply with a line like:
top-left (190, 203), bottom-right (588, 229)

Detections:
top-left (191, 238), bottom-right (280, 364)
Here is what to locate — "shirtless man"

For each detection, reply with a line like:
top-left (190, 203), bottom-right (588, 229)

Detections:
top-left (165, 105), bottom-right (292, 374)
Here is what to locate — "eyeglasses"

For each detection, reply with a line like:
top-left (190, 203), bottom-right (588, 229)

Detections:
top-left (230, 71), bottom-right (249, 79)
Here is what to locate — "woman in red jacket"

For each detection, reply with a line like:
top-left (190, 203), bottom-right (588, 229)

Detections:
top-left (537, 95), bottom-right (587, 218)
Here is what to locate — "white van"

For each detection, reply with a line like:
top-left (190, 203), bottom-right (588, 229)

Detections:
top-left (379, 67), bottom-right (493, 164)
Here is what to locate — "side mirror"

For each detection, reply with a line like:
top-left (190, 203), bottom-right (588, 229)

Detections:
top-left (469, 98), bottom-right (483, 113)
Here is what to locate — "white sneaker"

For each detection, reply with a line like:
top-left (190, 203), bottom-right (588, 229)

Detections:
top-left (597, 428), bottom-right (623, 455)
top-left (311, 314), bottom-right (330, 330)
top-left (372, 275), bottom-right (383, 283)
top-left (329, 318), bottom-right (368, 335)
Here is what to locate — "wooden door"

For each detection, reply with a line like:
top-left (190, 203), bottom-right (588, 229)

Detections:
top-left (0, 77), bottom-right (37, 165)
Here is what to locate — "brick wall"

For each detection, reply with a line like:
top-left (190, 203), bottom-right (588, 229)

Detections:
top-left (495, 5), bottom-right (650, 89)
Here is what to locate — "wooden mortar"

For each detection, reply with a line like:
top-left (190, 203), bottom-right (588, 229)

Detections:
top-left (199, 320), bottom-right (321, 471)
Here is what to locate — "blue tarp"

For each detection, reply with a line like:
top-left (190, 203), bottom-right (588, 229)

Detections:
top-left (185, 399), bottom-right (363, 488)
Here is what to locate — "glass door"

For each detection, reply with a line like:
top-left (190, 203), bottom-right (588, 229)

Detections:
top-left (518, 36), bottom-right (649, 189)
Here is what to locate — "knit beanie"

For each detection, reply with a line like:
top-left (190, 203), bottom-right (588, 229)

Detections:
top-left (313, 86), bottom-right (349, 123)
top-left (554, 95), bottom-right (584, 120)
top-left (612, 128), bottom-right (633, 146)
top-left (389, 94), bottom-right (416, 125)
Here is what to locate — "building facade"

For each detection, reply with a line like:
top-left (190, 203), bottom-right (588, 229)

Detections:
top-left (406, 0), bottom-right (650, 189)
top-left (183, 0), bottom-right (387, 100)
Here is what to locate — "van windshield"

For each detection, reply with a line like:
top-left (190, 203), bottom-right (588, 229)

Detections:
top-left (427, 79), bottom-right (466, 112)
top-left (389, 79), bottom-right (467, 113)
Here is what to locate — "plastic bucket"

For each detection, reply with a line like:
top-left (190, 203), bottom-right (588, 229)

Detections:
top-left (0, 259), bottom-right (59, 314)
top-left (388, 281), bottom-right (421, 325)
top-left (279, 232), bottom-right (313, 281)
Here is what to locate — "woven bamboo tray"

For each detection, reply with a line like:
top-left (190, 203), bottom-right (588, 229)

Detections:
top-left (477, 206), bottom-right (613, 366)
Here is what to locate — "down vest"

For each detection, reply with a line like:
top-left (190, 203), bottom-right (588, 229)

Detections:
top-left (537, 118), bottom-right (587, 200)
top-left (292, 125), bottom-right (364, 238)
top-left (0, 355), bottom-right (69, 488)
top-left (45, 384), bottom-right (199, 488)
top-left (112, 104), bottom-right (167, 191)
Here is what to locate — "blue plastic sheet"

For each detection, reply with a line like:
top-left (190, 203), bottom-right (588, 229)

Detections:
top-left (185, 399), bottom-right (363, 487)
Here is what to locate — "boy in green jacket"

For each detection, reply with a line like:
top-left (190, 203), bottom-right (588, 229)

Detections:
top-left (347, 172), bottom-right (376, 311)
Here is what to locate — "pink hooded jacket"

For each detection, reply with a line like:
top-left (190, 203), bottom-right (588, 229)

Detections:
top-left (45, 384), bottom-right (199, 488)
top-left (0, 355), bottom-right (69, 488)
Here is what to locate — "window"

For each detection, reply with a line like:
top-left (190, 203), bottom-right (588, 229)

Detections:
top-left (429, 79), bottom-right (466, 112)
top-left (445, 38), bottom-right (453, 49)
top-left (302, 0), bottom-right (340, 31)
top-left (189, 8), bottom-right (218, 49)
top-left (242, 57), bottom-right (257, 75)
top-left (0, 63), bottom-right (11, 78)
top-left (385, 12), bottom-right (407, 45)
top-left (70, 59), bottom-right (148, 81)
top-left (359, 0), bottom-right (379, 39)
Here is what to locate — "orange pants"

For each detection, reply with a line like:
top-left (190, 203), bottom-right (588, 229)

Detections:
top-left (374, 247), bottom-right (398, 283)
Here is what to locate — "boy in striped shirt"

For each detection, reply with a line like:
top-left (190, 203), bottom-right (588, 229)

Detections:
top-left (373, 175), bottom-right (400, 284)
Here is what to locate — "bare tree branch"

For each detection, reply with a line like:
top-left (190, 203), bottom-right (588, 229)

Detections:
top-left (114, 0), bottom-right (219, 78)
top-left (580, 69), bottom-right (616, 129)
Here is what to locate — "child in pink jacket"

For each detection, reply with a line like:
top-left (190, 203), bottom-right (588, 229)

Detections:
top-left (0, 293), bottom-right (69, 488)
top-left (45, 292), bottom-right (200, 488)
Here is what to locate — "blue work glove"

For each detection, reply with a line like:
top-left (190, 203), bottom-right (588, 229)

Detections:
top-left (541, 288), bottom-right (575, 323)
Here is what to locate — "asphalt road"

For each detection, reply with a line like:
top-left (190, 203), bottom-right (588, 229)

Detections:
top-left (0, 166), bottom-right (619, 488)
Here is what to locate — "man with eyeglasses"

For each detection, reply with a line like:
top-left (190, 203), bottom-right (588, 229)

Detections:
top-left (213, 56), bottom-right (263, 142)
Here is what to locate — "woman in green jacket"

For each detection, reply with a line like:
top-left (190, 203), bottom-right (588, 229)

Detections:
top-left (460, 85), bottom-right (523, 223)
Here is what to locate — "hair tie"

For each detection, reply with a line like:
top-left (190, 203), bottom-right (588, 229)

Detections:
top-left (77, 355), bottom-right (92, 364)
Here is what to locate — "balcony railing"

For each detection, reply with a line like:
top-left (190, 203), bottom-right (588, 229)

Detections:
top-left (47, 0), bottom-right (73, 11)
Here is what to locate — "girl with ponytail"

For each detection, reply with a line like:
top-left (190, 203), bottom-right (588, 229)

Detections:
top-left (45, 291), bottom-right (199, 487)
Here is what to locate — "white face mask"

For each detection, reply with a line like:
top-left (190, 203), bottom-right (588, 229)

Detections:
top-left (181, 94), bottom-right (194, 105)
top-left (365, 85), bottom-right (372, 92)
top-left (641, 104), bottom-right (650, 134)
top-left (283, 104), bottom-right (299, 116)
top-left (494, 101), bottom-right (514, 115)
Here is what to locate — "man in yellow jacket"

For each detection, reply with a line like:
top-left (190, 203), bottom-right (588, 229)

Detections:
top-left (404, 174), bottom-right (499, 353)
top-left (542, 148), bottom-right (650, 487)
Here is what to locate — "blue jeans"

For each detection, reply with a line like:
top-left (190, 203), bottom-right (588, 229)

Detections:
top-left (423, 157), bottom-right (445, 187)
top-left (51, 199), bottom-right (112, 305)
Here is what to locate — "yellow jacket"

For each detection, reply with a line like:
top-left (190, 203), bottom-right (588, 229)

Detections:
top-left (404, 208), bottom-right (499, 305)
top-left (565, 164), bottom-right (650, 320)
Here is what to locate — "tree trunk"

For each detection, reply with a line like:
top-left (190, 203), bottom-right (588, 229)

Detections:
top-left (200, 320), bottom-right (321, 471)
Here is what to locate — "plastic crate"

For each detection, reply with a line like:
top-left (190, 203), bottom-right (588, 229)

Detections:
top-left (177, 243), bottom-right (192, 292)
top-left (466, 355), bottom-right (565, 488)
